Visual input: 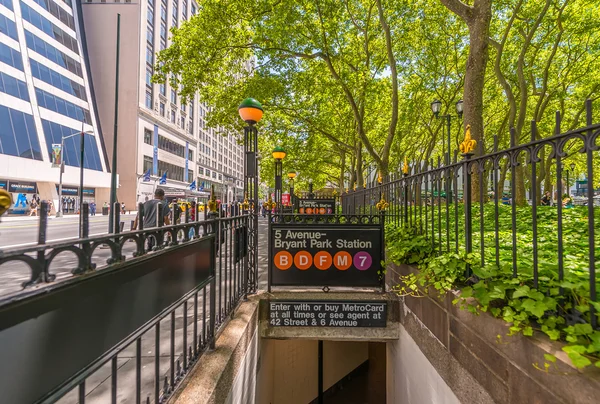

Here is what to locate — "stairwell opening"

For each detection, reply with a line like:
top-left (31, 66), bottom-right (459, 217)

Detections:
top-left (256, 339), bottom-right (386, 404)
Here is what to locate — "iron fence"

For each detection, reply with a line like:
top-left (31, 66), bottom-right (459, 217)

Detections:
top-left (342, 100), bottom-right (600, 329)
top-left (0, 200), bottom-right (251, 403)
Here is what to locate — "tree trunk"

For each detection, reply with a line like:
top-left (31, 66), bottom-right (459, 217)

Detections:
top-left (357, 145), bottom-right (364, 188)
top-left (440, 0), bottom-right (492, 198)
top-left (498, 160), bottom-right (508, 197)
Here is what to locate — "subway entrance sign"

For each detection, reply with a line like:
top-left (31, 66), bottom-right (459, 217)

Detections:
top-left (268, 218), bottom-right (383, 289)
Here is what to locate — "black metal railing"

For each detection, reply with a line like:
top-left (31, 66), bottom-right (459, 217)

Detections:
top-left (342, 100), bottom-right (600, 329)
top-left (0, 200), bottom-right (251, 404)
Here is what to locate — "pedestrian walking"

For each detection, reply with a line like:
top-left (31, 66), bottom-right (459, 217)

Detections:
top-left (121, 202), bottom-right (126, 214)
top-left (90, 200), bottom-right (97, 216)
top-left (132, 189), bottom-right (171, 250)
top-left (29, 199), bottom-right (38, 216)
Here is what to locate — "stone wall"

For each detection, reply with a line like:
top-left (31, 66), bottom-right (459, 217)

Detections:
top-left (388, 262), bottom-right (600, 404)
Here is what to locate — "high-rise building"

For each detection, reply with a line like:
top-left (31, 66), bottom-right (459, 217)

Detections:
top-left (0, 0), bottom-right (112, 214)
top-left (82, 0), bottom-right (244, 209)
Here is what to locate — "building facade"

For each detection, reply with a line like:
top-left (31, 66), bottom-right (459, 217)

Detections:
top-left (82, 0), bottom-right (244, 209)
top-left (0, 0), bottom-right (113, 214)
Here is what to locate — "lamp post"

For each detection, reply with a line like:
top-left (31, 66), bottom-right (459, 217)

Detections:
top-left (272, 146), bottom-right (286, 214)
top-left (288, 171), bottom-right (296, 210)
top-left (431, 99), bottom-right (463, 165)
top-left (567, 163), bottom-right (575, 197)
top-left (56, 129), bottom-right (94, 225)
top-left (239, 97), bottom-right (263, 295)
top-left (308, 178), bottom-right (314, 198)
top-left (432, 99), bottom-right (463, 204)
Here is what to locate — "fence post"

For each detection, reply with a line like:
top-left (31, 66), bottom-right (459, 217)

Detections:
top-left (112, 202), bottom-right (121, 234)
top-left (462, 152), bottom-right (474, 279)
top-left (28, 201), bottom-right (50, 286)
top-left (74, 202), bottom-right (92, 274)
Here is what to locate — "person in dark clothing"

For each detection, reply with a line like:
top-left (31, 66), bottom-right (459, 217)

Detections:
top-left (541, 191), bottom-right (551, 206)
top-left (132, 189), bottom-right (171, 249)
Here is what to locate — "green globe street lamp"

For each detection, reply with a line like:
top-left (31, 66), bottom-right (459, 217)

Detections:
top-left (238, 97), bottom-right (263, 295)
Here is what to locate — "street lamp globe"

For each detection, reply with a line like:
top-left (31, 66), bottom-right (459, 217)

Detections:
top-left (570, 163), bottom-right (576, 172)
top-left (309, 179), bottom-right (313, 184)
top-left (431, 99), bottom-right (442, 117)
top-left (287, 172), bottom-right (297, 180)
top-left (456, 99), bottom-right (464, 118)
top-left (238, 98), bottom-right (263, 124)
top-left (272, 146), bottom-right (286, 161)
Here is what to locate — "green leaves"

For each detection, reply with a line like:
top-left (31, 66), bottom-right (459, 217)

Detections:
top-left (387, 220), bottom-right (600, 370)
top-left (563, 346), bottom-right (592, 368)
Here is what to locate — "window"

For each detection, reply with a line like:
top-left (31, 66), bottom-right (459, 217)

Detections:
top-left (0, 14), bottom-right (18, 40)
top-left (155, 159), bottom-right (185, 182)
top-left (0, 42), bottom-right (23, 70)
top-left (0, 106), bottom-right (42, 160)
top-left (0, 72), bottom-right (30, 101)
top-left (160, 22), bottom-right (167, 40)
top-left (182, 0), bottom-right (187, 19)
top-left (188, 149), bottom-right (193, 160)
top-left (170, 89), bottom-right (176, 104)
top-left (143, 155), bottom-right (153, 174)
top-left (144, 128), bottom-right (153, 145)
top-left (30, 60), bottom-right (87, 101)
top-left (146, 45), bottom-right (154, 65)
top-left (160, 102), bottom-right (165, 116)
top-left (191, 3), bottom-right (196, 16)
top-left (145, 90), bottom-right (152, 109)
top-left (146, 66), bottom-right (153, 87)
top-left (28, 0), bottom-right (76, 30)
top-left (0, 0), bottom-right (13, 10)
top-left (41, 119), bottom-right (102, 170)
top-left (25, 31), bottom-right (82, 76)
top-left (147, 3), bottom-right (154, 24)
top-left (172, 0), bottom-right (178, 27)
top-left (170, 109), bottom-right (176, 123)
top-left (160, 2), bottom-right (167, 21)
top-left (20, 3), bottom-right (79, 54)
top-left (198, 167), bottom-right (204, 175)
top-left (188, 169), bottom-right (193, 180)
top-left (36, 87), bottom-right (92, 124)
top-left (146, 25), bottom-right (154, 44)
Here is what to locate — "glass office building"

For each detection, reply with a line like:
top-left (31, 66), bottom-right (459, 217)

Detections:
top-left (0, 0), bottom-right (111, 214)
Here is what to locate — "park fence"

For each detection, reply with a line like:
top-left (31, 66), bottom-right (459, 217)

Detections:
top-left (0, 200), bottom-right (252, 403)
top-left (342, 99), bottom-right (600, 329)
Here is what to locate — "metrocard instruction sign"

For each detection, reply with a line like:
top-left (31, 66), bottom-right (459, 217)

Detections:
top-left (269, 224), bottom-right (382, 287)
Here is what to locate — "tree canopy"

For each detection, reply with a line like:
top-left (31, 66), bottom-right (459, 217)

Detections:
top-left (155, 0), bottom-right (600, 194)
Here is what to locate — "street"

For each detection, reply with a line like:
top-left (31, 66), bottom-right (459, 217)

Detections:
top-left (0, 213), bottom-right (136, 297)
top-left (0, 214), bottom-right (138, 248)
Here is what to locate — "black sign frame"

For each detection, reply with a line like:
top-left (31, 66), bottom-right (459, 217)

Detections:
top-left (268, 215), bottom-right (385, 291)
top-left (268, 300), bottom-right (388, 328)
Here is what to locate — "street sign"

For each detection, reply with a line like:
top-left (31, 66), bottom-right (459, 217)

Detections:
top-left (298, 198), bottom-right (335, 214)
top-left (268, 300), bottom-right (387, 327)
top-left (269, 224), bottom-right (382, 287)
top-left (51, 144), bottom-right (62, 167)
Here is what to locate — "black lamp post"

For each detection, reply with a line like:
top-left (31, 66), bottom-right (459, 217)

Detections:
top-left (272, 146), bottom-right (286, 214)
top-left (431, 99), bottom-right (463, 165)
top-left (432, 99), bottom-right (463, 204)
top-left (288, 171), bottom-right (296, 210)
top-left (308, 178), bottom-right (314, 198)
top-left (238, 97), bottom-right (263, 295)
top-left (567, 163), bottom-right (575, 197)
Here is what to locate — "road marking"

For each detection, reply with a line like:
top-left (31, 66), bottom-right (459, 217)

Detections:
top-left (2, 233), bottom-right (106, 248)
